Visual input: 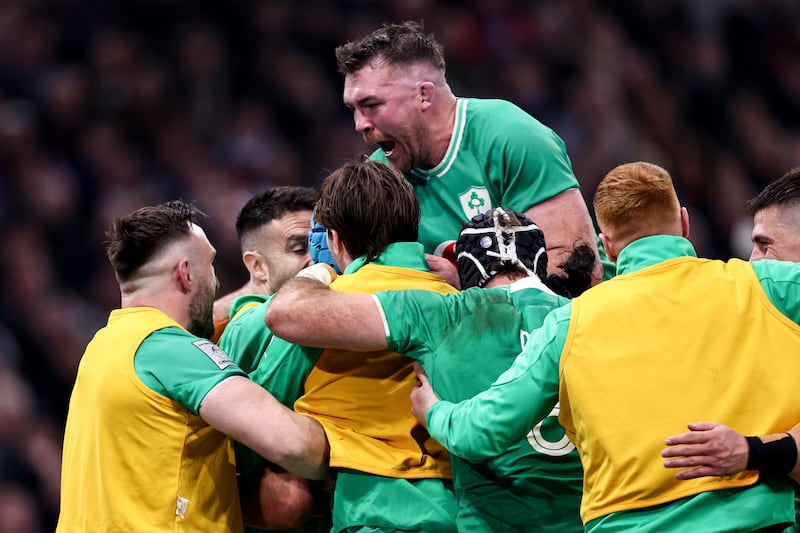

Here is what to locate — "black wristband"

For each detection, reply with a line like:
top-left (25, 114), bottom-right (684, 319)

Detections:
top-left (745, 433), bottom-right (797, 475)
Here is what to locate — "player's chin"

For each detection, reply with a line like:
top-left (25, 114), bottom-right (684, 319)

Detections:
top-left (386, 151), bottom-right (412, 172)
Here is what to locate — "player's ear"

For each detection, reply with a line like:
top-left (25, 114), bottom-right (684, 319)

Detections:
top-left (176, 259), bottom-right (192, 293)
top-left (328, 229), bottom-right (344, 257)
top-left (243, 250), bottom-right (268, 283)
top-left (327, 229), bottom-right (353, 268)
top-left (599, 233), bottom-right (619, 264)
top-left (419, 81), bottom-right (435, 110)
top-left (680, 207), bottom-right (690, 239)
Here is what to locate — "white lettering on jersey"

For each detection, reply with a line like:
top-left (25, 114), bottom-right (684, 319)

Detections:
top-left (527, 403), bottom-right (576, 456)
top-left (519, 330), bottom-right (575, 456)
top-left (519, 330), bottom-right (530, 351)
top-left (459, 186), bottom-right (492, 219)
top-left (192, 340), bottom-right (236, 370)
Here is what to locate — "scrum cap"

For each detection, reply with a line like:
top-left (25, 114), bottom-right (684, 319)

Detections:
top-left (456, 207), bottom-right (547, 289)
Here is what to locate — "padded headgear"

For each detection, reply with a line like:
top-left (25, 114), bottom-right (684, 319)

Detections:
top-left (308, 214), bottom-right (341, 274)
top-left (456, 207), bottom-right (547, 289)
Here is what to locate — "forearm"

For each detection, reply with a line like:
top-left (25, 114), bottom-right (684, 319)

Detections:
top-left (265, 277), bottom-right (329, 342)
top-left (426, 346), bottom-right (560, 462)
top-left (425, 309), bottom-right (565, 461)
top-left (266, 276), bottom-right (387, 350)
top-left (257, 411), bottom-right (331, 481)
top-left (427, 386), bottom-right (555, 463)
top-left (201, 376), bottom-right (331, 480)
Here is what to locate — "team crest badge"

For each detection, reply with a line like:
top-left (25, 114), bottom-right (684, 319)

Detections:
top-left (193, 339), bottom-right (236, 370)
top-left (459, 187), bottom-right (492, 218)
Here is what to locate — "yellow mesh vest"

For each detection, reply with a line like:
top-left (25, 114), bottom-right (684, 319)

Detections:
top-left (558, 257), bottom-right (800, 523)
top-left (293, 264), bottom-right (457, 478)
top-left (58, 307), bottom-right (242, 532)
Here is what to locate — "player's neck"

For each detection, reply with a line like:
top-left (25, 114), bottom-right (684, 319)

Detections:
top-left (426, 96), bottom-right (457, 168)
top-left (485, 272), bottom-right (528, 288)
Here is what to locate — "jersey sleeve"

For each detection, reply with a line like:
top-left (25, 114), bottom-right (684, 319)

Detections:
top-left (373, 289), bottom-right (453, 359)
top-left (134, 327), bottom-right (246, 415)
top-left (751, 259), bottom-right (800, 323)
top-left (483, 100), bottom-right (579, 212)
top-left (217, 299), bottom-right (272, 373)
top-left (253, 337), bottom-right (322, 407)
top-left (425, 304), bottom-right (568, 463)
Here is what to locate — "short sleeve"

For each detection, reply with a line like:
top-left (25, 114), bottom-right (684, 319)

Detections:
top-left (373, 289), bottom-right (451, 358)
top-left (135, 327), bottom-right (246, 415)
top-left (217, 299), bottom-right (273, 373)
top-left (479, 100), bottom-right (579, 212)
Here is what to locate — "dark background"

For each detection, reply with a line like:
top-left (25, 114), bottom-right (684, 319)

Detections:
top-left (1, 0), bottom-right (798, 529)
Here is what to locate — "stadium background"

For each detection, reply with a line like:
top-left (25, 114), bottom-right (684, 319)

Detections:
top-left (0, 0), bottom-right (798, 529)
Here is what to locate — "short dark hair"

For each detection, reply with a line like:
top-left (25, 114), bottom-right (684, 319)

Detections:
top-left (748, 167), bottom-right (800, 214)
top-left (335, 20), bottom-right (445, 75)
top-left (314, 159), bottom-right (419, 263)
top-left (235, 186), bottom-right (318, 245)
top-left (105, 200), bottom-right (206, 282)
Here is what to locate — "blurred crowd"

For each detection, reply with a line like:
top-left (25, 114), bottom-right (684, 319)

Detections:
top-left (0, 0), bottom-right (798, 530)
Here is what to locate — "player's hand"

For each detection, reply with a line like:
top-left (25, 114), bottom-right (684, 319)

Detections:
top-left (426, 254), bottom-right (460, 289)
top-left (410, 362), bottom-right (439, 428)
top-left (295, 263), bottom-right (338, 286)
top-left (661, 422), bottom-right (748, 480)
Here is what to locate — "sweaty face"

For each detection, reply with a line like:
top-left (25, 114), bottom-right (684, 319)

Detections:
top-left (750, 205), bottom-right (800, 262)
top-left (343, 63), bottom-right (428, 171)
top-left (258, 210), bottom-right (313, 294)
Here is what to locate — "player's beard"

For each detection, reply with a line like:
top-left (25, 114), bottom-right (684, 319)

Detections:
top-left (388, 121), bottom-right (429, 171)
top-left (187, 280), bottom-right (215, 340)
top-left (406, 122), bottom-right (431, 170)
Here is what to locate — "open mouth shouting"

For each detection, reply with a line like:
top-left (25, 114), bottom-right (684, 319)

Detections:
top-left (377, 140), bottom-right (396, 158)
top-left (371, 137), bottom-right (411, 170)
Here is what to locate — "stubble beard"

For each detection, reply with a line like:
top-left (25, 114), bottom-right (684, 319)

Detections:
top-left (187, 282), bottom-right (215, 340)
top-left (407, 122), bottom-right (432, 170)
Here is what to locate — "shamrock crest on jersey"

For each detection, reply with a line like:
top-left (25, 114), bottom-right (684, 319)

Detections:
top-left (459, 186), bottom-right (491, 218)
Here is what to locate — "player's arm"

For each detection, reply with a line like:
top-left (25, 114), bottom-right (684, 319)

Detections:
top-left (200, 375), bottom-right (330, 480)
top-left (496, 106), bottom-right (604, 285)
top-left (413, 306), bottom-right (566, 462)
top-left (662, 422), bottom-right (800, 482)
top-left (524, 190), bottom-right (603, 285)
top-left (265, 275), bottom-right (388, 350)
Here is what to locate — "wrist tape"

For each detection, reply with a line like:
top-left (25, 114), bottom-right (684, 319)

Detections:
top-left (295, 263), bottom-right (337, 285)
top-left (745, 433), bottom-right (797, 474)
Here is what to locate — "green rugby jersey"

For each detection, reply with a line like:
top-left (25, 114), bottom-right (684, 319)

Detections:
top-left (220, 243), bottom-right (457, 533)
top-left (370, 97), bottom-right (616, 280)
top-left (426, 237), bottom-right (800, 532)
top-left (217, 295), bottom-right (332, 533)
top-left (374, 276), bottom-right (583, 532)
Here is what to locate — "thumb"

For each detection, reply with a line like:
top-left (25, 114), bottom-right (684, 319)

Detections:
top-left (413, 362), bottom-right (429, 385)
